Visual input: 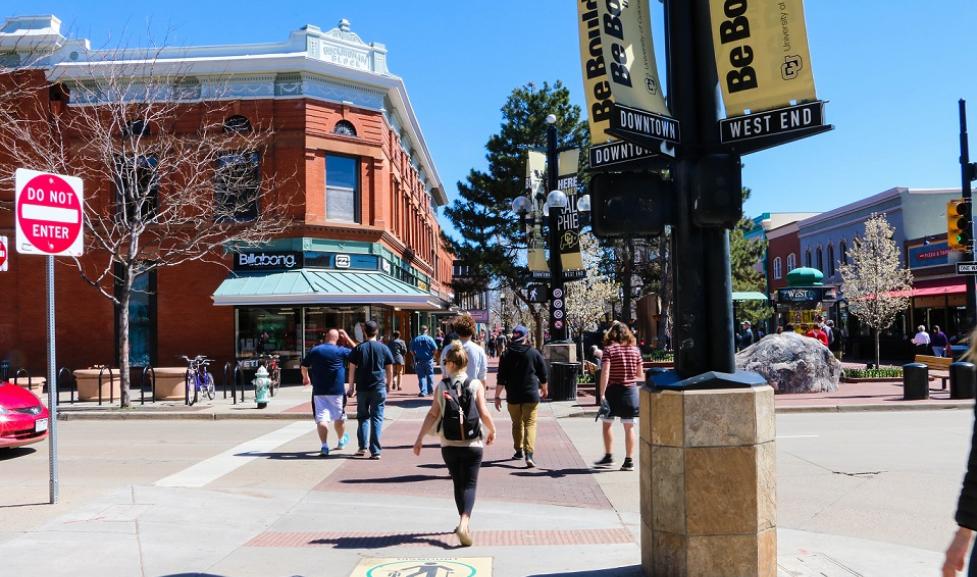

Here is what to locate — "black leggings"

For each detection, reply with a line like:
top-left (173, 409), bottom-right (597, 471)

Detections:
top-left (441, 446), bottom-right (483, 516)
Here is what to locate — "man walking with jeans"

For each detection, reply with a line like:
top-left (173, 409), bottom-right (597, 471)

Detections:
top-left (495, 325), bottom-right (548, 468)
top-left (348, 320), bottom-right (394, 459)
top-left (410, 325), bottom-right (438, 396)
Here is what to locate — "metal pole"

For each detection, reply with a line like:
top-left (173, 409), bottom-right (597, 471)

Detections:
top-left (961, 99), bottom-right (976, 330)
top-left (46, 255), bottom-right (59, 504)
top-left (546, 121), bottom-right (567, 342)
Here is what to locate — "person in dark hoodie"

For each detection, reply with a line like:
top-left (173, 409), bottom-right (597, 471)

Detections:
top-left (945, 327), bottom-right (977, 576)
top-left (494, 325), bottom-right (548, 468)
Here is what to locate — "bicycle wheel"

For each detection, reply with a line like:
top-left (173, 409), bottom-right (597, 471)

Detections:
top-left (186, 374), bottom-right (197, 406)
top-left (204, 372), bottom-right (215, 400)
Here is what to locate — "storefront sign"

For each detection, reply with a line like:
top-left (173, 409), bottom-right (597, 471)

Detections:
top-left (469, 309), bottom-right (489, 323)
top-left (577, 0), bottom-right (671, 144)
top-left (335, 254), bottom-right (351, 268)
top-left (909, 242), bottom-right (950, 269)
top-left (777, 287), bottom-right (822, 303)
top-left (234, 251), bottom-right (303, 271)
top-left (709, 0), bottom-right (818, 117)
top-left (720, 101), bottom-right (824, 144)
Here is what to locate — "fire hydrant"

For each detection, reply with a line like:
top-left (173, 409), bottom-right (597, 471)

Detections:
top-left (253, 366), bottom-right (271, 409)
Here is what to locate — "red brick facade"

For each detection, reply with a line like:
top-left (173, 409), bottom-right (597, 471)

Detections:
top-left (766, 224), bottom-right (802, 292)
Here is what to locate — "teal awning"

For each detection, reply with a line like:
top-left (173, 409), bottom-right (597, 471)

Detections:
top-left (732, 291), bottom-right (769, 302)
top-left (212, 269), bottom-right (442, 310)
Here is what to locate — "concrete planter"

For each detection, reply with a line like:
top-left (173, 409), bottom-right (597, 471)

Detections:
top-left (11, 376), bottom-right (45, 393)
top-left (840, 376), bottom-right (905, 384)
top-left (643, 360), bottom-right (675, 369)
top-left (152, 368), bottom-right (189, 401)
top-left (74, 369), bottom-right (120, 402)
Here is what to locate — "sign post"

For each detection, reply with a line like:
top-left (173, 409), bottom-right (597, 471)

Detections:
top-left (14, 168), bottom-right (85, 505)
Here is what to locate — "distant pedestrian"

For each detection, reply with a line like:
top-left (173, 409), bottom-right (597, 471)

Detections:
top-left (387, 330), bottom-right (407, 392)
top-left (595, 322), bottom-right (642, 472)
top-left (496, 331), bottom-right (508, 357)
top-left (300, 329), bottom-right (355, 456)
top-left (823, 319), bottom-right (836, 349)
top-left (943, 328), bottom-right (977, 575)
top-left (805, 323), bottom-right (829, 347)
top-left (410, 325), bottom-right (438, 397)
top-left (434, 328), bottom-right (445, 353)
top-left (441, 316), bottom-right (487, 384)
top-left (413, 341), bottom-right (496, 547)
top-left (495, 325), bottom-right (548, 468)
top-left (737, 321), bottom-right (755, 351)
top-left (486, 333), bottom-right (497, 358)
top-left (912, 325), bottom-right (931, 355)
top-left (933, 325), bottom-right (950, 358)
top-left (348, 320), bottom-right (394, 459)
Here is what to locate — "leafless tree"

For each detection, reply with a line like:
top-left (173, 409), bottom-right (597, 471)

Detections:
top-left (0, 49), bottom-right (296, 406)
top-left (839, 214), bottom-right (913, 367)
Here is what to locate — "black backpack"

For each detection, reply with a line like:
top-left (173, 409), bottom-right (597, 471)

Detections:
top-left (438, 377), bottom-right (481, 441)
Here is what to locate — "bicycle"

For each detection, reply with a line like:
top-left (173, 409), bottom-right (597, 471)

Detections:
top-left (180, 355), bottom-right (215, 406)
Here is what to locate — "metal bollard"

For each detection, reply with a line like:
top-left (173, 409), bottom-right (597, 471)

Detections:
top-left (951, 362), bottom-right (977, 400)
top-left (903, 363), bottom-right (929, 400)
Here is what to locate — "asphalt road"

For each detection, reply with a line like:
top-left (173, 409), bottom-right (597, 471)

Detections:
top-left (1, 409), bottom-right (973, 560)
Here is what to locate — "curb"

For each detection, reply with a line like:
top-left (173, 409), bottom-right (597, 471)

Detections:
top-left (568, 401), bottom-right (975, 417)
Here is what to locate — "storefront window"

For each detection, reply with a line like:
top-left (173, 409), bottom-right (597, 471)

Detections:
top-left (302, 306), bottom-right (370, 353)
top-left (237, 307), bottom-right (301, 368)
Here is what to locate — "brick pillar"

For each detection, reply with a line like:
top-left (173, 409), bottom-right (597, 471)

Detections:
top-left (640, 385), bottom-right (777, 577)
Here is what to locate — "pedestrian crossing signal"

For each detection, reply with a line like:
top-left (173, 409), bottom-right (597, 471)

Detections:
top-left (948, 199), bottom-right (972, 251)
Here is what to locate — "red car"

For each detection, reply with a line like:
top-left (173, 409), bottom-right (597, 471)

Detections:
top-left (0, 381), bottom-right (50, 449)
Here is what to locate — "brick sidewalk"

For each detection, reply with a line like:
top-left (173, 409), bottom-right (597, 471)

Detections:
top-left (315, 416), bottom-right (612, 510)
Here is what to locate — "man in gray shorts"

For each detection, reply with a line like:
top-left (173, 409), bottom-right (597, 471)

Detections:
top-left (301, 328), bottom-right (356, 456)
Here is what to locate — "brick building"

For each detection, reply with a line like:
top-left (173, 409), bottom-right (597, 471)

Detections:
top-left (0, 16), bottom-right (454, 381)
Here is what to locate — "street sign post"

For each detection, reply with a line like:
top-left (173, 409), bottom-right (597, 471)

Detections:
top-left (957, 262), bottom-right (977, 275)
top-left (0, 235), bottom-right (8, 272)
top-left (14, 168), bottom-right (85, 505)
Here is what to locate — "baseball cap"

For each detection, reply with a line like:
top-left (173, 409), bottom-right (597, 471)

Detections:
top-left (512, 325), bottom-right (529, 341)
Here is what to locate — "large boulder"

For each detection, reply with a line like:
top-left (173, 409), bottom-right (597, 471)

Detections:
top-left (735, 332), bottom-right (841, 394)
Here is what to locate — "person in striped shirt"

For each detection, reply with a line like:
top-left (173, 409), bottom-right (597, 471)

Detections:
top-left (595, 322), bottom-right (643, 471)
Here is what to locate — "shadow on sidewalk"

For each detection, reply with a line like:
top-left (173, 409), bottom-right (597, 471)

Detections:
top-left (341, 473), bottom-right (450, 484)
top-left (527, 567), bottom-right (642, 577)
top-left (309, 531), bottom-right (457, 549)
top-left (235, 450), bottom-right (326, 460)
top-left (0, 447), bottom-right (35, 461)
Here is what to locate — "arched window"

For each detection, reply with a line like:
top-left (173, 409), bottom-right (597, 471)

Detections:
top-left (805, 250), bottom-right (812, 268)
top-left (828, 244), bottom-right (836, 277)
top-left (773, 257), bottom-right (783, 280)
top-left (816, 247), bottom-right (824, 272)
top-left (334, 120), bottom-right (357, 137)
top-left (223, 115), bottom-right (252, 134)
top-left (787, 253), bottom-right (797, 271)
top-left (840, 240), bottom-right (848, 265)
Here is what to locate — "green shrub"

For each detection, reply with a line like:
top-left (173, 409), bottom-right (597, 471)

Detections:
top-left (643, 349), bottom-right (674, 362)
top-left (843, 366), bottom-right (903, 379)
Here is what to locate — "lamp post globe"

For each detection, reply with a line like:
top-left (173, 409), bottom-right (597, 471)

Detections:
top-left (511, 195), bottom-right (529, 215)
top-left (576, 193), bottom-right (591, 212)
top-left (545, 114), bottom-right (557, 125)
top-left (546, 189), bottom-right (568, 211)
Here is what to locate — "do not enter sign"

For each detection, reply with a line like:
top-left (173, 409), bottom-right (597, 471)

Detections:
top-left (15, 168), bottom-right (84, 256)
top-left (0, 235), bottom-right (8, 271)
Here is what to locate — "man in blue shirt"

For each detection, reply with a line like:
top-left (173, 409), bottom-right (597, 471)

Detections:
top-left (348, 320), bottom-right (394, 459)
top-left (410, 325), bottom-right (438, 397)
top-left (301, 328), bottom-right (356, 457)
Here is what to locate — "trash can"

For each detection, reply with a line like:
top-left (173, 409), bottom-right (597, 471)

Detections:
top-left (902, 363), bottom-right (929, 400)
top-left (951, 362), bottom-right (977, 400)
top-left (549, 362), bottom-right (580, 402)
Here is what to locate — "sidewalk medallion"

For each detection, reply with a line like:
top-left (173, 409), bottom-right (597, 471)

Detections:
top-left (351, 558), bottom-right (491, 577)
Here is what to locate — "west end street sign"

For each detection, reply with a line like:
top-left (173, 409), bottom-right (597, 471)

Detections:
top-left (957, 262), bottom-right (977, 275)
top-left (719, 101), bottom-right (827, 145)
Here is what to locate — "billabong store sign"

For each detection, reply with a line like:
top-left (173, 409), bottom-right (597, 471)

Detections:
top-left (233, 251), bottom-right (303, 271)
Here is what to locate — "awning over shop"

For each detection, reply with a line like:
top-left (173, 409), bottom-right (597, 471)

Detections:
top-left (911, 278), bottom-right (966, 297)
top-left (732, 291), bottom-right (769, 301)
top-left (212, 269), bottom-right (443, 310)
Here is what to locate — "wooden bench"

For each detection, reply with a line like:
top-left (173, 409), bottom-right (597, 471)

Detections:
top-left (914, 355), bottom-right (953, 389)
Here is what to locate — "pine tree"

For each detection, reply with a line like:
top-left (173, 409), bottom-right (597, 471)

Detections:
top-left (730, 188), bottom-right (774, 326)
top-left (442, 81), bottom-right (587, 342)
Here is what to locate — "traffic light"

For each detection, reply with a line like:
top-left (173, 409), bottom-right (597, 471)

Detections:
top-left (947, 199), bottom-right (972, 251)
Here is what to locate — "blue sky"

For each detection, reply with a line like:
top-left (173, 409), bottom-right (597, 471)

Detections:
top-left (8, 0), bottom-right (977, 222)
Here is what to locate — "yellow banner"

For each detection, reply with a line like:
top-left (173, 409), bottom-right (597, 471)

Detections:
top-left (578, 0), bottom-right (668, 144)
top-left (557, 149), bottom-right (583, 272)
top-left (525, 151), bottom-right (548, 274)
top-left (710, 0), bottom-right (817, 117)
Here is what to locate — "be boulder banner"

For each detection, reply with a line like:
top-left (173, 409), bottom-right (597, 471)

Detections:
top-left (709, 0), bottom-right (817, 117)
top-left (525, 150), bottom-right (548, 277)
top-left (577, 0), bottom-right (670, 145)
top-left (556, 149), bottom-right (585, 277)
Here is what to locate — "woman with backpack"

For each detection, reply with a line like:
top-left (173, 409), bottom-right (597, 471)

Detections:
top-left (412, 341), bottom-right (496, 547)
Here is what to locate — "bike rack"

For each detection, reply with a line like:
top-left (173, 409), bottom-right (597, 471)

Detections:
top-left (233, 363), bottom-right (247, 404)
top-left (57, 367), bottom-right (76, 404)
top-left (97, 366), bottom-right (115, 406)
top-left (14, 368), bottom-right (31, 390)
top-left (139, 366), bottom-right (156, 405)
top-left (222, 361), bottom-right (233, 400)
